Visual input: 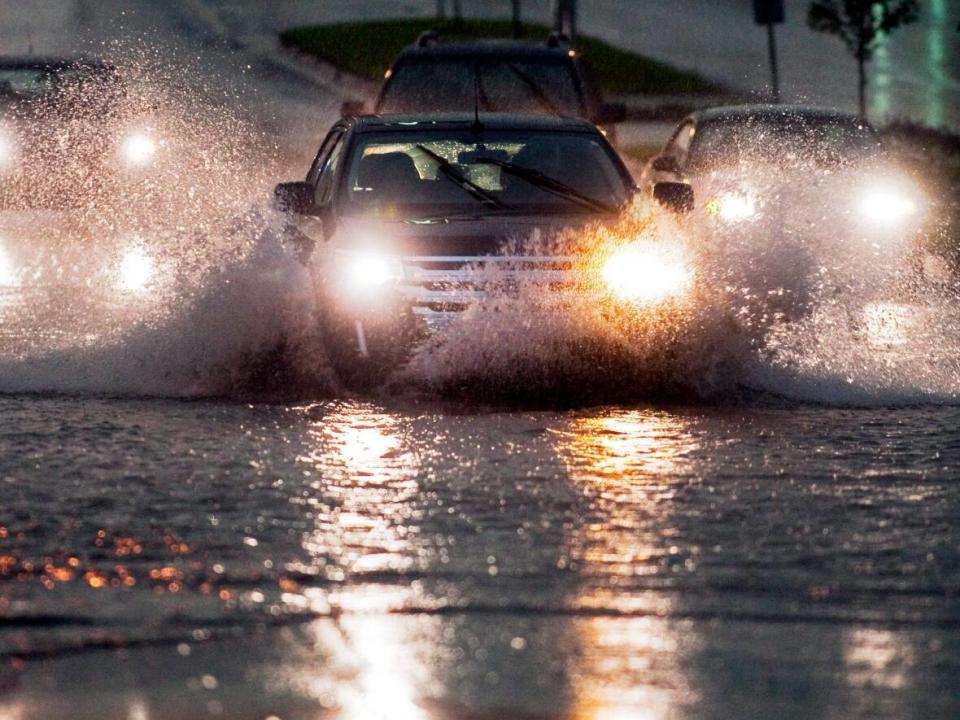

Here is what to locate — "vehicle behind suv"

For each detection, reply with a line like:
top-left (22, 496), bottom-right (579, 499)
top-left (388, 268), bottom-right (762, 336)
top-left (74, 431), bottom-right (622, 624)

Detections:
top-left (345, 32), bottom-right (625, 136)
top-left (0, 56), bottom-right (162, 210)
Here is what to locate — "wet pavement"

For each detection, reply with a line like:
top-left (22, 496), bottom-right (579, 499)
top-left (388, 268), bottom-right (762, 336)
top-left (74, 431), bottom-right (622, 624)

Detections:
top-left (2, 398), bottom-right (960, 719)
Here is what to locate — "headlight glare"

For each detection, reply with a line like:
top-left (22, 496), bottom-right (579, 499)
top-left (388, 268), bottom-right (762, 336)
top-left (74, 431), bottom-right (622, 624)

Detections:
top-left (337, 250), bottom-right (404, 293)
top-left (706, 191), bottom-right (757, 222)
top-left (119, 247), bottom-right (154, 292)
top-left (120, 131), bottom-right (157, 167)
top-left (601, 241), bottom-right (692, 305)
top-left (859, 189), bottom-right (917, 225)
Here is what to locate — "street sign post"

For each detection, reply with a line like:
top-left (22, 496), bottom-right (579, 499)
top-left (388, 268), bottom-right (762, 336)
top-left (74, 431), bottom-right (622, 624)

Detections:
top-left (753, 0), bottom-right (784, 103)
top-left (554, 0), bottom-right (576, 43)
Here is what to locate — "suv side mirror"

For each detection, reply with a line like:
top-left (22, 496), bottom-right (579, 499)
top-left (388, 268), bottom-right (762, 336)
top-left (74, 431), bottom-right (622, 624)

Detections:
top-left (651, 155), bottom-right (681, 173)
top-left (273, 182), bottom-right (316, 214)
top-left (653, 182), bottom-right (694, 214)
top-left (594, 102), bottom-right (626, 125)
top-left (340, 99), bottom-right (367, 117)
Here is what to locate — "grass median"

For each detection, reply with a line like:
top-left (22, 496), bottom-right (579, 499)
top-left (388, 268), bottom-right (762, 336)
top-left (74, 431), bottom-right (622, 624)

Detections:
top-left (279, 18), bottom-right (718, 96)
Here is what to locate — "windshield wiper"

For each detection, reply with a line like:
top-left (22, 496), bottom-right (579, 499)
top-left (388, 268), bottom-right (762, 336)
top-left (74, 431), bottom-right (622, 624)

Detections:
top-left (415, 144), bottom-right (506, 210)
top-left (506, 63), bottom-right (563, 116)
top-left (476, 158), bottom-right (620, 214)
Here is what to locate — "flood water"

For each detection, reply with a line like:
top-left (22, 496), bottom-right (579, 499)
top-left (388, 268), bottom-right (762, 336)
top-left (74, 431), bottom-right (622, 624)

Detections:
top-left (2, 2), bottom-right (960, 719)
top-left (2, 397), bottom-right (959, 718)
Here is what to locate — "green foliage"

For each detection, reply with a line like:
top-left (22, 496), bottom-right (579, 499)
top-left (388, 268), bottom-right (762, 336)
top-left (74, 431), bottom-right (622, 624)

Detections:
top-left (280, 18), bottom-right (718, 96)
top-left (807, 0), bottom-right (919, 60)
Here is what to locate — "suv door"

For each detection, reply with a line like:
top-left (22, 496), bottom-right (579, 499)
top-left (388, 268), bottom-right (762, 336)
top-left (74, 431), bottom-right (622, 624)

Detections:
top-left (297, 128), bottom-right (347, 245)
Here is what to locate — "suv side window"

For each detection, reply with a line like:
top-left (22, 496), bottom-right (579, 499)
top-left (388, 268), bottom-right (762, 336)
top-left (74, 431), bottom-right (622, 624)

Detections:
top-left (306, 129), bottom-right (344, 185)
top-left (314, 133), bottom-right (346, 206)
top-left (665, 121), bottom-right (695, 167)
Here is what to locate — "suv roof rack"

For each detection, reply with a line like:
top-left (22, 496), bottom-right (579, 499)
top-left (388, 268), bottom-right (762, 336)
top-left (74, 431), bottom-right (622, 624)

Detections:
top-left (416, 30), bottom-right (440, 48)
top-left (546, 31), bottom-right (571, 49)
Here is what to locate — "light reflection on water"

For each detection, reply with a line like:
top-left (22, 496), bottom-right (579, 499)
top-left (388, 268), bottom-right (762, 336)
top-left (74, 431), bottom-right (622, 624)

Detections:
top-left (3, 400), bottom-right (960, 719)
top-left (555, 412), bottom-right (699, 719)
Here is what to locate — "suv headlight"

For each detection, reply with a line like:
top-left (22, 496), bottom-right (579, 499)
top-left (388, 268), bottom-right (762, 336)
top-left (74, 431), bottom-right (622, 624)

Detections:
top-left (601, 241), bottom-right (692, 305)
top-left (335, 249), bottom-right (404, 293)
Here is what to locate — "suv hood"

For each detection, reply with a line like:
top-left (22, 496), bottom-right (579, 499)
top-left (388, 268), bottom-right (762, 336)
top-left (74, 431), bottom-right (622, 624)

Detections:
top-left (338, 211), bottom-right (608, 257)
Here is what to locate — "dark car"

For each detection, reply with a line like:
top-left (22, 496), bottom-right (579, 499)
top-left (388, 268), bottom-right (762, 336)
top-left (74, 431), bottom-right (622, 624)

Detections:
top-left (0, 56), bottom-right (162, 209)
top-left (641, 104), bottom-right (926, 321)
top-left (345, 32), bottom-right (625, 137)
top-left (272, 112), bottom-right (671, 382)
top-left (640, 105), bottom-right (912, 220)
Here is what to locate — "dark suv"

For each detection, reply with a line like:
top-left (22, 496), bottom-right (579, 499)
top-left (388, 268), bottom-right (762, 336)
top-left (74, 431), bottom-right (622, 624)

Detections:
top-left (346, 32), bottom-right (625, 136)
top-left (273, 112), bottom-right (640, 382)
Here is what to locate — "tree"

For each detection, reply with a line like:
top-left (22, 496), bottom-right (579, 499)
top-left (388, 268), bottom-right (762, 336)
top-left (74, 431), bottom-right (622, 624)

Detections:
top-left (807, 0), bottom-right (919, 118)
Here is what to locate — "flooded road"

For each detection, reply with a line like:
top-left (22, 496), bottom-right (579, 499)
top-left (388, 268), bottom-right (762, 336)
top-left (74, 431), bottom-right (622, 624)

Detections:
top-left (2, 397), bottom-right (959, 719)
top-left (1, 2), bottom-right (960, 718)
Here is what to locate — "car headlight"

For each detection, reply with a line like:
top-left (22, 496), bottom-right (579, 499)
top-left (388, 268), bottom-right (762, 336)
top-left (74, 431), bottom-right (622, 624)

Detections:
top-left (335, 249), bottom-right (404, 293)
top-left (705, 191), bottom-right (757, 222)
top-left (118, 247), bottom-right (154, 292)
top-left (601, 241), bottom-right (693, 305)
top-left (120, 130), bottom-right (158, 167)
top-left (858, 187), bottom-right (917, 226)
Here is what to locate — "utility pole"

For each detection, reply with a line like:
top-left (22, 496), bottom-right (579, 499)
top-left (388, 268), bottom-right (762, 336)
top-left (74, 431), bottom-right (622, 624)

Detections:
top-left (766, 22), bottom-right (780, 104)
top-left (753, 0), bottom-right (784, 103)
top-left (512, 0), bottom-right (522, 38)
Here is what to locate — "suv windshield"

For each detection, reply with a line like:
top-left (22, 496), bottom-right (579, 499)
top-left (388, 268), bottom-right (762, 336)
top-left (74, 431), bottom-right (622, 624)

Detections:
top-left (378, 58), bottom-right (584, 116)
top-left (342, 129), bottom-right (630, 219)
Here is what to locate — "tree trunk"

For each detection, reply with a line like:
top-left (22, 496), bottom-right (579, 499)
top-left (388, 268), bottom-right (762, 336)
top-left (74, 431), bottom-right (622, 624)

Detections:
top-left (512, 0), bottom-right (522, 38)
top-left (857, 54), bottom-right (867, 119)
top-left (451, 0), bottom-right (462, 20)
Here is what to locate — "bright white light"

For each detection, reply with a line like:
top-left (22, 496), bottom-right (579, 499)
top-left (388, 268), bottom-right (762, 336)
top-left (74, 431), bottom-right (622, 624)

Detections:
top-left (120, 132), bottom-right (157, 167)
top-left (602, 241), bottom-right (693, 305)
top-left (0, 241), bottom-right (18, 287)
top-left (707, 191), bottom-right (757, 222)
top-left (859, 189), bottom-right (916, 225)
top-left (119, 247), bottom-right (154, 292)
top-left (342, 251), bottom-right (402, 292)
